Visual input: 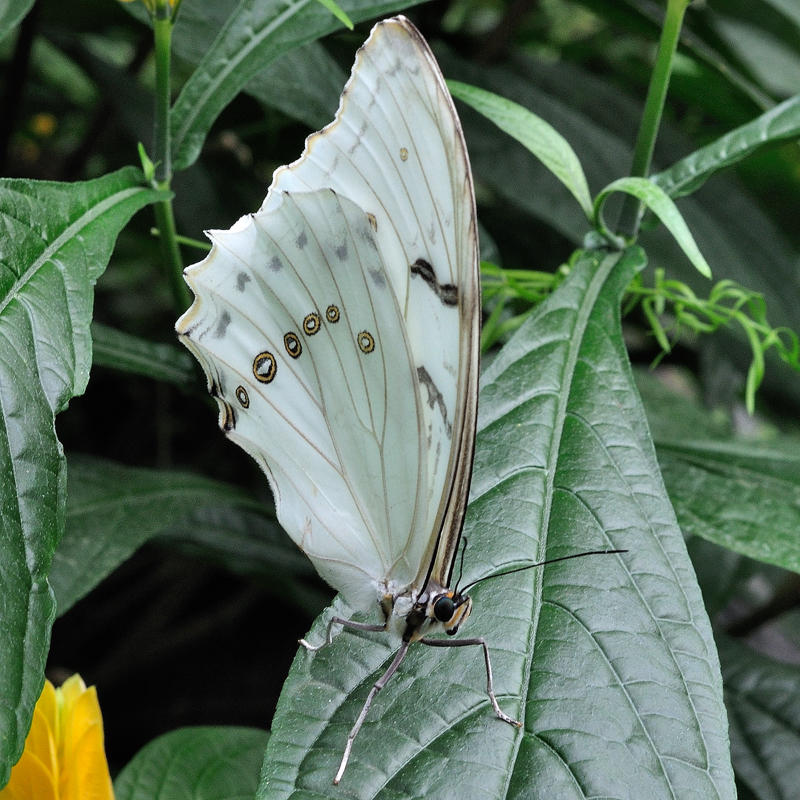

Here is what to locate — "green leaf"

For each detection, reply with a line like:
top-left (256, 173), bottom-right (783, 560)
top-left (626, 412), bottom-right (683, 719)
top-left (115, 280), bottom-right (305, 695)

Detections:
top-left (170, 0), bottom-right (425, 171)
top-left (657, 438), bottom-right (800, 574)
top-left (91, 321), bottom-right (196, 385)
top-left (712, 13), bottom-right (800, 97)
top-left (635, 368), bottom-right (800, 574)
top-left (0, 0), bottom-right (35, 35)
top-left (441, 48), bottom-right (800, 353)
top-left (719, 635), bottom-right (800, 800)
top-left (652, 93), bottom-right (800, 199)
top-left (594, 176), bottom-right (713, 278)
top-left (313, 0), bottom-right (353, 30)
top-left (258, 249), bottom-right (735, 798)
top-left (138, 0), bottom-right (346, 130)
top-left (54, 455), bottom-right (296, 615)
top-left (448, 80), bottom-right (593, 220)
top-left (243, 41), bottom-right (346, 130)
top-left (114, 726), bottom-right (268, 800)
top-left (0, 167), bottom-right (161, 786)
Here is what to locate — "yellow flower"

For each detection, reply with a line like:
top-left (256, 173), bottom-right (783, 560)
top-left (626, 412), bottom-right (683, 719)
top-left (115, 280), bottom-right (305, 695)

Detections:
top-left (1, 675), bottom-right (114, 800)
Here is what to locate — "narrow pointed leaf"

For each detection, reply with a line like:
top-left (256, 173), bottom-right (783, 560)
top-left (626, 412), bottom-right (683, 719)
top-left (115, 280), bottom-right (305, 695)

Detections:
top-left (170, 0), bottom-right (425, 171)
top-left (312, 0), bottom-right (353, 30)
top-left (594, 176), bottom-right (713, 278)
top-left (91, 322), bottom-right (196, 385)
top-left (652, 93), bottom-right (800, 199)
top-left (258, 248), bottom-right (735, 798)
top-left (0, 167), bottom-right (162, 785)
top-left (448, 80), bottom-right (593, 220)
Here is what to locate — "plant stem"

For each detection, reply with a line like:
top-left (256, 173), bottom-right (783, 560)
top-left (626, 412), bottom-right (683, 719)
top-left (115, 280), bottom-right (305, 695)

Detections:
top-left (153, 5), bottom-right (172, 183)
top-left (152, 1), bottom-right (190, 310)
top-left (153, 198), bottom-right (188, 309)
top-left (617, 0), bottom-right (689, 239)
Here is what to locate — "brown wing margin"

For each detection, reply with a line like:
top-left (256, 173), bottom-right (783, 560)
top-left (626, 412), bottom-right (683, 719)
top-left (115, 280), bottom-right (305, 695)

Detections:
top-left (400, 18), bottom-right (481, 594)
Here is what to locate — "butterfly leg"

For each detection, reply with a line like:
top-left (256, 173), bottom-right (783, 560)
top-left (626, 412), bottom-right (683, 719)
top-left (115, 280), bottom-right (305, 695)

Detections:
top-left (334, 640), bottom-right (411, 784)
top-left (419, 636), bottom-right (522, 727)
top-left (299, 617), bottom-right (386, 652)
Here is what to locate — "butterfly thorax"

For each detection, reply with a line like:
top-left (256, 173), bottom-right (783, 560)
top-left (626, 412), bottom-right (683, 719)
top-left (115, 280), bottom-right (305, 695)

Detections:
top-left (382, 582), bottom-right (473, 643)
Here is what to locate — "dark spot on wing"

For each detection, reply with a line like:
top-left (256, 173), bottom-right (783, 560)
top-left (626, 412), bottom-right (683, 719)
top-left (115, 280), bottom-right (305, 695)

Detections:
top-left (417, 366), bottom-right (452, 437)
top-left (214, 310), bottom-right (231, 338)
top-left (236, 272), bottom-right (251, 291)
top-left (369, 268), bottom-right (386, 289)
top-left (221, 400), bottom-right (236, 432)
top-left (335, 242), bottom-right (348, 261)
top-left (410, 259), bottom-right (458, 306)
top-left (296, 230), bottom-right (307, 249)
top-left (269, 255), bottom-right (282, 272)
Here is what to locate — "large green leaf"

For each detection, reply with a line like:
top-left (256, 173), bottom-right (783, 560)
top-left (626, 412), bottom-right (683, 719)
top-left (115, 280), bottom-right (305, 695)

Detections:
top-left (0, 167), bottom-right (161, 785)
top-left (133, 0), bottom-right (347, 130)
top-left (243, 41), bottom-right (346, 130)
top-left (258, 248), bottom-right (735, 798)
top-left (53, 455), bottom-right (288, 615)
top-left (170, 0), bottom-right (426, 171)
top-left (719, 635), bottom-right (800, 800)
top-left (114, 727), bottom-right (268, 800)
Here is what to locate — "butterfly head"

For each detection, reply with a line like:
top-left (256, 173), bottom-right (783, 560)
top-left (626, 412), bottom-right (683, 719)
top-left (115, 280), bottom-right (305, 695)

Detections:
top-left (403, 584), bottom-right (472, 642)
top-left (433, 589), bottom-right (473, 635)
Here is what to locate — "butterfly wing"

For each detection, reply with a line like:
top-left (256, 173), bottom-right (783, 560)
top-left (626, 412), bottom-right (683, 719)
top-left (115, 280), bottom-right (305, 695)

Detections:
top-left (176, 17), bottom-right (478, 607)
top-left (263, 17), bottom-right (480, 591)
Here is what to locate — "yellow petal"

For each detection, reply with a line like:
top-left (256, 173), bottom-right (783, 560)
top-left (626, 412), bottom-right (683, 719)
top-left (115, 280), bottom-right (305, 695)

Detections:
top-left (24, 704), bottom-right (59, 784)
top-left (1, 675), bottom-right (114, 800)
top-left (61, 688), bottom-right (113, 800)
top-left (0, 737), bottom-right (58, 800)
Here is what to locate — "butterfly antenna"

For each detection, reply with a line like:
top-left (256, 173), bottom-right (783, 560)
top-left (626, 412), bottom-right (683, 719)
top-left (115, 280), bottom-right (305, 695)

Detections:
top-left (453, 536), bottom-right (469, 594)
top-left (460, 549), bottom-right (627, 593)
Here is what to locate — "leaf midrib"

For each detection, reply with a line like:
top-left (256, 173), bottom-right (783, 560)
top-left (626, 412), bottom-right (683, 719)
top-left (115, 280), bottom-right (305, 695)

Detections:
top-left (0, 186), bottom-right (146, 318)
top-left (171, 0), bottom-right (311, 157)
top-left (501, 251), bottom-right (615, 797)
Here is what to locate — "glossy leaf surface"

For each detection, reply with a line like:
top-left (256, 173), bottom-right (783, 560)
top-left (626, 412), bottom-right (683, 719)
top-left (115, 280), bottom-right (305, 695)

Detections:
top-left (115, 727), bottom-right (268, 800)
top-left (258, 248), bottom-right (735, 799)
top-left (0, 167), bottom-right (161, 784)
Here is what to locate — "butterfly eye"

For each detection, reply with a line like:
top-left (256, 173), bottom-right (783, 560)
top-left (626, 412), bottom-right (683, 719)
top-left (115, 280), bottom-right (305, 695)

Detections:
top-left (433, 595), bottom-right (456, 622)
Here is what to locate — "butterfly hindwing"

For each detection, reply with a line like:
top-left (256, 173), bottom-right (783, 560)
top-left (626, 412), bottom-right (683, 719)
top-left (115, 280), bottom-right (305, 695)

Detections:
top-left (181, 189), bottom-right (434, 608)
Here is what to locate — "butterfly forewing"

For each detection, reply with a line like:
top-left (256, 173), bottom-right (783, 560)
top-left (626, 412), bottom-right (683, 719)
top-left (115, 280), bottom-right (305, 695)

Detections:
top-left (176, 16), bottom-right (479, 608)
top-left (261, 18), bottom-right (480, 593)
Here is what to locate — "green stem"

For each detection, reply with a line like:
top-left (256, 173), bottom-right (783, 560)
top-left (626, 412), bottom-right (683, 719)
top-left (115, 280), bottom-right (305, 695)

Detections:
top-left (153, 196), bottom-right (188, 309)
top-left (153, 7), bottom-right (172, 183)
top-left (151, 1), bottom-right (190, 310)
top-left (617, 0), bottom-right (689, 238)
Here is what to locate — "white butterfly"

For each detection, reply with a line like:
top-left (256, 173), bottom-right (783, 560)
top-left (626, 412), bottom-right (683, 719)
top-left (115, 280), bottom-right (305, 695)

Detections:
top-left (175, 15), bottom-right (519, 783)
